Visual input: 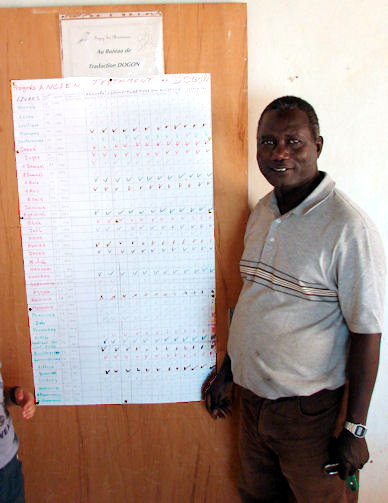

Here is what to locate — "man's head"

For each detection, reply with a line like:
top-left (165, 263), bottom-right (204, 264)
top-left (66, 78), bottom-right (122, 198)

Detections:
top-left (258, 96), bottom-right (321, 141)
top-left (256, 96), bottom-right (323, 194)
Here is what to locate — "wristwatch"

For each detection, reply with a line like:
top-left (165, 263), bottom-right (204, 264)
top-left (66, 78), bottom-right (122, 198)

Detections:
top-left (344, 421), bottom-right (367, 438)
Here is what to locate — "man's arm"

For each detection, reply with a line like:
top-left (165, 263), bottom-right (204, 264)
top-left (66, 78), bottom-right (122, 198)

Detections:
top-left (329, 332), bottom-right (381, 479)
top-left (347, 332), bottom-right (381, 424)
top-left (4, 386), bottom-right (36, 420)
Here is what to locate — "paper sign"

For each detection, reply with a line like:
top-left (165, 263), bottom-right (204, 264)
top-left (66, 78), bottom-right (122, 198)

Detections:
top-left (60, 12), bottom-right (164, 77)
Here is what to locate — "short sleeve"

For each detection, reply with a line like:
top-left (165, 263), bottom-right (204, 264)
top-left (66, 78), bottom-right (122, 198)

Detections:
top-left (337, 224), bottom-right (386, 334)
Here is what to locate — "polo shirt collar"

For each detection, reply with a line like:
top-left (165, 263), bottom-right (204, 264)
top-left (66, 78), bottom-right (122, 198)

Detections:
top-left (267, 171), bottom-right (336, 217)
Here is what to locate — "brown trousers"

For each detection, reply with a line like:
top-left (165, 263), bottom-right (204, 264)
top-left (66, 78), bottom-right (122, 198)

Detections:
top-left (238, 385), bottom-right (357, 503)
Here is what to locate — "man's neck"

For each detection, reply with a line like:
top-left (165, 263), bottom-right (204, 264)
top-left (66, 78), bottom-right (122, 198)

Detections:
top-left (275, 172), bottom-right (324, 215)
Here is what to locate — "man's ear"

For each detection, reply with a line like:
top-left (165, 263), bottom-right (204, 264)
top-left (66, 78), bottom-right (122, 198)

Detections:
top-left (316, 136), bottom-right (324, 157)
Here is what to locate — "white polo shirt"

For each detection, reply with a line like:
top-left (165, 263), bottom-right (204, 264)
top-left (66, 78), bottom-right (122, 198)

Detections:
top-left (228, 172), bottom-right (386, 399)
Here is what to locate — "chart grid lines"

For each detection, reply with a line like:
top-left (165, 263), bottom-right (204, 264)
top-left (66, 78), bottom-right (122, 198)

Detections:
top-left (12, 75), bottom-right (216, 405)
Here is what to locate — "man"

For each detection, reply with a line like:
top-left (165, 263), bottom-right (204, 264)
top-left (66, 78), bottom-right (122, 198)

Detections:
top-left (205, 96), bottom-right (386, 503)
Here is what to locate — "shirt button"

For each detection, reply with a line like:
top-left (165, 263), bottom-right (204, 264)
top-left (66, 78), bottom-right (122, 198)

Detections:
top-left (276, 219), bottom-right (281, 224)
top-left (270, 237), bottom-right (275, 242)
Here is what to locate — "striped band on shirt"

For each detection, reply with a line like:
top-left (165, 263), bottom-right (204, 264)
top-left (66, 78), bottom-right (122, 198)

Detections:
top-left (240, 259), bottom-right (338, 302)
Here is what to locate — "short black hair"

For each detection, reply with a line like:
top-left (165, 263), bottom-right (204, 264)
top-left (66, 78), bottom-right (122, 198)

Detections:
top-left (258, 96), bottom-right (320, 141)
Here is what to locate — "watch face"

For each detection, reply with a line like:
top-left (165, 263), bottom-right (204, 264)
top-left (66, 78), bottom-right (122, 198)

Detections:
top-left (355, 425), bottom-right (366, 437)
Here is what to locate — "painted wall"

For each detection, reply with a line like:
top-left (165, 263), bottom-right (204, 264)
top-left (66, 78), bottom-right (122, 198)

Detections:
top-left (246, 4), bottom-right (387, 503)
top-left (3, 1), bottom-right (387, 501)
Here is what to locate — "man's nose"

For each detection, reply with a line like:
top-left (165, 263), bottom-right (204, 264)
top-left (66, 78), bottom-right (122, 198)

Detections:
top-left (272, 142), bottom-right (289, 160)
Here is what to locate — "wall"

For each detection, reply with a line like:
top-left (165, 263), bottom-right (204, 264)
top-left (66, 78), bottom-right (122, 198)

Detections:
top-left (2, 1), bottom-right (387, 502)
top-left (246, 3), bottom-right (387, 502)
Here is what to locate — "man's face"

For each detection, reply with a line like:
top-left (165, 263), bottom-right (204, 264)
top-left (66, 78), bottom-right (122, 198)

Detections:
top-left (256, 108), bottom-right (323, 193)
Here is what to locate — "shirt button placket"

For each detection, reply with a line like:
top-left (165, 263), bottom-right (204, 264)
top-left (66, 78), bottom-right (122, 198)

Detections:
top-left (267, 218), bottom-right (280, 245)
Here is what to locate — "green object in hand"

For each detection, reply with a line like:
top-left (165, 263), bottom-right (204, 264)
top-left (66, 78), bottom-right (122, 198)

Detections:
top-left (347, 474), bottom-right (359, 492)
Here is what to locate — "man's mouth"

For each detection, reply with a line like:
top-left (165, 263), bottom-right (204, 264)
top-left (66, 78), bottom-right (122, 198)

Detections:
top-left (271, 167), bottom-right (287, 172)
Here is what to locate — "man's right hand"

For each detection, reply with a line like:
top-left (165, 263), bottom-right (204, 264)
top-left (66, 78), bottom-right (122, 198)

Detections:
top-left (204, 353), bottom-right (233, 419)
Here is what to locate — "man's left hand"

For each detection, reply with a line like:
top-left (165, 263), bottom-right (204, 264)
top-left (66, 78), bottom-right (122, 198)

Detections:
top-left (328, 429), bottom-right (369, 480)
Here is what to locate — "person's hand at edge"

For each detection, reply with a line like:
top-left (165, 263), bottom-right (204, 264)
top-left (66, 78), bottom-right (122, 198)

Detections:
top-left (10, 387), bottom-right (36, 420)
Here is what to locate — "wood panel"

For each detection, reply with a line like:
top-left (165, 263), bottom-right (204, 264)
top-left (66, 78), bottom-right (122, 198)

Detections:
top-left (0, 4), bottom-right (248, 502)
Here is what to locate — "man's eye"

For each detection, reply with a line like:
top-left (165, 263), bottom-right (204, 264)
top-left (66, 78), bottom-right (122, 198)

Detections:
top-left (260, 138), bottom-right (274, 145)
top-left (288, 138), bottom-right (301, 145)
